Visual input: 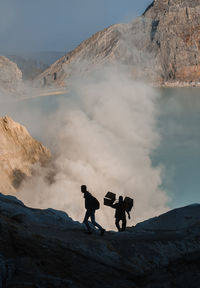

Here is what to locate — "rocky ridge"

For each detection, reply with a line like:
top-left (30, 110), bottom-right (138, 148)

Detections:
top-left (0, 117), bottom-right (51, 194)
top-left (37, 0), bottom-right (200, 87)
top-left (0, 193), bottom-right (200, 288)
top-left (37, 21), bottom-right (155, 87)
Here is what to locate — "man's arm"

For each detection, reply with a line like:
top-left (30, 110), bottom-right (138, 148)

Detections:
top-left (110, 202), bottom-right (117, 209)
top-left (126, 210), bottom-right (131, 219)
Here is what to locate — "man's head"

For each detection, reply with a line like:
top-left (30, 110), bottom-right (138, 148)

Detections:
top-left (81, 185), bottom-right (87, 193)
top-left (119, 196), bottom-right (123, 202)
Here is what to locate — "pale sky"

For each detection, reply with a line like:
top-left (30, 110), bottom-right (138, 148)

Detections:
top-left (0, 0), bottom-right (153, 53)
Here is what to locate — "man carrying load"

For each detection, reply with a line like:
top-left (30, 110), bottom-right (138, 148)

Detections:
top-left (104, 192), bottom-right (133, 232)
top-left (111, 196), bottom-right (131, 232)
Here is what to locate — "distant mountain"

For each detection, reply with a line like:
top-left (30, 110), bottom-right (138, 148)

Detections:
top-left (3, 51), bottom-right (66, 80)
top-left (3, 51), bottom-right (66, 66)
top-left (0, 193), bottom-right (200, 287)
top-left (5, 55), bottom-right (48, 80)
top-left (0, 56), bottom-right (23, 94)
top-left (37, 0), bottom-right (200, 87)
top-left (22, 51), bottom-right (66, 66)
top-left (0, 117), bottom-right (51, 194)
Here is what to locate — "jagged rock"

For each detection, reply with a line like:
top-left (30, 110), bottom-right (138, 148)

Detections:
top-left (0, 56), bottom-right (23, 95)
top-left (0, 193), bottom-right (200, 287)
top-left (37, 0), bottom-right (200, 87)
top-left (144, 0), bottom-right (200, 83)
top-left (0, 117), bottom-right (51, 194)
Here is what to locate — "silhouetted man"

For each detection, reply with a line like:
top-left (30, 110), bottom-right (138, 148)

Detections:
top-left (81, 185), bottom-right (105, 235)
top-left (43, 77), bottom-right (46, 87)
top-left (111, 196), bottom-right (130, 232)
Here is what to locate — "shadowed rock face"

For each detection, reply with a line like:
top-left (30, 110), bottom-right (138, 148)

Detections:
top-left (0, 117), bottom-right (51, 194)
top-left (0, 193), bottom-right (200, 288)
top-left (37, 0), bottom-right (200, 87)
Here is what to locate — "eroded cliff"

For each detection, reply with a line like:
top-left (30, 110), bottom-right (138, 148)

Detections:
top-left (144, 0), bottom-right (200, 83)
top-left (0, 117), bottom-right (51, 194)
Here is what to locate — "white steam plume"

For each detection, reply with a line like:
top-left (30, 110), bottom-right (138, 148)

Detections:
top-left (17, 66), bottom-right (169, 229)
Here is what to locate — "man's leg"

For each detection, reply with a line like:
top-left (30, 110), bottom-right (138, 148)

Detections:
top-left (115, 219), bottom-right (121, 232)
top-left (90, 210), bottom-right (105, 235)
top-left (121, 218), bottom-right (127, 231)
top-left (83, 210), bottom-right (92, 233)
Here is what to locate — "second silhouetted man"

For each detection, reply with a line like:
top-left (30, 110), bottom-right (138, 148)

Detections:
top-left (111, 196), bottom-right (130, 232)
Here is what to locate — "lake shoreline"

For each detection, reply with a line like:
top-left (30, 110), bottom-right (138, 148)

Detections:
top-left (155, 81), bottom-right (200, 88)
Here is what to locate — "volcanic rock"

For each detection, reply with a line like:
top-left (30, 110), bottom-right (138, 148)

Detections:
top-left (144, 0), bottom-right (200, 84)
top-left (0, 193), bottom-right (200, 288)
top-left (0, 117), bottom-right (51, 194)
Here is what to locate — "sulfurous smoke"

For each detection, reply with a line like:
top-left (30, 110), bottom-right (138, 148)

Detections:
top-left (16, 66), bottom-right (169, 229)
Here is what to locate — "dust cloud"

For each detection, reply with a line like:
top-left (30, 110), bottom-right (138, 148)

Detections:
top-left (16, 66), bottom-right (169, 229)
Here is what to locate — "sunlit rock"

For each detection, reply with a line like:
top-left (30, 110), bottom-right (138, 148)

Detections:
top-left (0, 117), bottom-right (51, 194)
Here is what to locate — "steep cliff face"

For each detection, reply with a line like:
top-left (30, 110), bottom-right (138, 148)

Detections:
top-left (0, 56), bottom-right (23, 94)
top-left (144, 0), bottom-right (200, 82)
top-left (0, 193), bottom-right (200, 288)
top-left (37, 0), bottom-right (200, 87)
top-left (0, 117), bottom-right (51, 194)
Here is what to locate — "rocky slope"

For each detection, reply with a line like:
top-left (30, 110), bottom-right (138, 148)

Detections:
top-left (37, 21), bottom-right (155, 87)
top-left (37, 0), bottom-right (200, 87)
top-left (0, 193), bottom-right (200, 288)
top-left (0, 56), bottom-right (23, 95)
top-left (0, 117), bottom-right (51, 194)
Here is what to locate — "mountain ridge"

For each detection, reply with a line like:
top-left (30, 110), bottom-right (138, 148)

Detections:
top-left (37, 0), bottom-right (200, 87)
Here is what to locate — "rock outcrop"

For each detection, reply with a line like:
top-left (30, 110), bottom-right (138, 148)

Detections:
top-left (144, 0), bottom-right (200, 84)
top-left (0, 117), bottom-right (51, 194)
top-left (0, 56), bottom-right (23, 94)
top-left (37, 0), bottom-right (200, 87)
top-left (0, 193), bottom-right (200, 288)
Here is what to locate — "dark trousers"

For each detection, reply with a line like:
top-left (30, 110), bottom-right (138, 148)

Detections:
top-left (115, 218), bottom-right (127, 232)
top-left (83, 210), bottom-right (103, 232)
